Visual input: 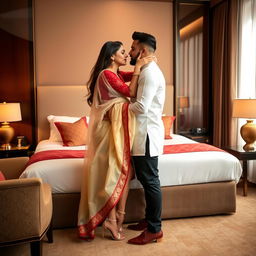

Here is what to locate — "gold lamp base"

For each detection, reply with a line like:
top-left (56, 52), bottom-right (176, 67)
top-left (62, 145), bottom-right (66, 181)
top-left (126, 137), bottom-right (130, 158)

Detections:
top-left (0, 122), bottom-right (14, 150)
top-left (240, 120), bottom-right (256, 151)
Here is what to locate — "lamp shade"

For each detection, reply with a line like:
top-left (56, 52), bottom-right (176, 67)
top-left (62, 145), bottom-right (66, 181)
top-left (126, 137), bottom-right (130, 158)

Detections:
top-left (232, 99), bottom-right (256, 119)
top-left (0, 102), bottom-right (22, 122)
top-left (179, 96), bottom-right (189, 108)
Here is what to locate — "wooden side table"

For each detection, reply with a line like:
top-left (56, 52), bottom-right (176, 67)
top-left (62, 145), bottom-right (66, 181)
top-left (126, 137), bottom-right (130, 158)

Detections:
top-left (225, 145), bottom-right (256, 196)
top-left (0, 145), bottom-right (32, 158)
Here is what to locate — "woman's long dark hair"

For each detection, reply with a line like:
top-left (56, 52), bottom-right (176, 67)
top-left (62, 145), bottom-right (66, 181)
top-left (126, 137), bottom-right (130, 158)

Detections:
top-left (87, 41), bottom-right (123, 106)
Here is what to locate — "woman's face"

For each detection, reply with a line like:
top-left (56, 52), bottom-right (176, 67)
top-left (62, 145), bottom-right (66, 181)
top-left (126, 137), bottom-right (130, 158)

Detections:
top-left (112, 45), bottom-right (129, 67)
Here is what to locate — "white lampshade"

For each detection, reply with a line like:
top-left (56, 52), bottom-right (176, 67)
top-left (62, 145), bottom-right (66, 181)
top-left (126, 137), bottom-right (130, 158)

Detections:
top-left (0, 102), bottom-right (22, 122)
top-left (232, 99), bottom-right (256, 119)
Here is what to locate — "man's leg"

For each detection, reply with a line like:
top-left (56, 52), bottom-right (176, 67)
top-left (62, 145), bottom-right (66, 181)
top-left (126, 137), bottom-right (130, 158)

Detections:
top-left (132, 135), bottom-right (162, 232)
top-left (128, 137), bottom-right (163, 244)
top-left (133, 154), bottom-right (162, 233)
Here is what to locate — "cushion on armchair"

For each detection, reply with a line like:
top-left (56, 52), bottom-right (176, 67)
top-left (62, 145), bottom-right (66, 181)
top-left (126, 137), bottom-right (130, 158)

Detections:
top-left (0, 171), bottom-right (5, 181)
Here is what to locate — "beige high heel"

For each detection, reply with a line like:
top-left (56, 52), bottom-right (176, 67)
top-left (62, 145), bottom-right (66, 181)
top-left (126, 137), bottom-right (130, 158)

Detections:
top-left (102, 218), bottom-right (125, 241)
top-left (117, 210), bottom-right (126, 232)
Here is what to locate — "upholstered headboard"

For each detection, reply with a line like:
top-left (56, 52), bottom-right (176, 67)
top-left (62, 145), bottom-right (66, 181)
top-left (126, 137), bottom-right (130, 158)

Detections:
top-left (37, 84), bottom-right (174, 142)
top-left (37, 85), bottom-right (91, 142)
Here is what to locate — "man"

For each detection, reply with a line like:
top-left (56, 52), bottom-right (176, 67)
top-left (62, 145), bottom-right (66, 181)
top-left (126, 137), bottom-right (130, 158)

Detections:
top-left (128, 31), bottom-right (165, 245)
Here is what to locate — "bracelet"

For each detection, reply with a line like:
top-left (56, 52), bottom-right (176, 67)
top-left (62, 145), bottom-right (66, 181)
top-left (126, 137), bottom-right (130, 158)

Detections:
top-left (133, 73), bottom-right (140, 76)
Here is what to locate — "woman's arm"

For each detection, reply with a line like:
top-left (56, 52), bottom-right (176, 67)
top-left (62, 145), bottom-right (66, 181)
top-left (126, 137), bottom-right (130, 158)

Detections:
top-left (128, 56), bottom-right (156, 97)
top-left (118, 71), bottom-right (133, 82)
top-left (103, 57), bottom-right (155, 98)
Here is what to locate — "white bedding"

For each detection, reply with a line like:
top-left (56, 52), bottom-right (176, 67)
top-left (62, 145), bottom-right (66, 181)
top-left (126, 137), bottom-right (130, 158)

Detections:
top-left (20, 134), bottom-right (242, 193)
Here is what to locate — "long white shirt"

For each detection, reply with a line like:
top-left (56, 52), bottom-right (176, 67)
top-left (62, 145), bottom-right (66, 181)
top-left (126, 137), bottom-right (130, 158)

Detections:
top-left (129, 61), bottom-right (166, 156)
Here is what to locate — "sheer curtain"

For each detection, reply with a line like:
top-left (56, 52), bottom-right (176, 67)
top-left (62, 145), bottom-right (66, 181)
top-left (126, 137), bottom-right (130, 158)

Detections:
top-left (237, 0), bottom-right (256, 182)
top-left (179, 31), bottom-right (203, 129)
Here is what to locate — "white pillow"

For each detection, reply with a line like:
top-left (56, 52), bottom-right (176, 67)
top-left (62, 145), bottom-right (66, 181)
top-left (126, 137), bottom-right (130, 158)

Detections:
top-left (47, 115), bottom-right (81, 142)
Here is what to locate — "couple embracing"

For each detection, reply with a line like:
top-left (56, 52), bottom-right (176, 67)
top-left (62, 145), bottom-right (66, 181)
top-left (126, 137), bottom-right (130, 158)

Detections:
top-left (78, 31), bottom-right (165, 245)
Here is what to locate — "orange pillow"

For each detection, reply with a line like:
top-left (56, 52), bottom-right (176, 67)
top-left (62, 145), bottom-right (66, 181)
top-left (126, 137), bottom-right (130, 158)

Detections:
top-left (55, 117), bottom-right (88, 146)
top-left (162, 116), bottom-right (176, 139)
top-left (0, 171), bottom-right (6, 181)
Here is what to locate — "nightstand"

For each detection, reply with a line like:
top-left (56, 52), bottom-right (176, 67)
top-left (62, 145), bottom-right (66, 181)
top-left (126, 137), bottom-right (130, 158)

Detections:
top-left (0, 145), bottom-right (32, 158)
top-left (179, 132), bottom-right (210, 143)
top-left (225, 145), bottom-right (256, 196)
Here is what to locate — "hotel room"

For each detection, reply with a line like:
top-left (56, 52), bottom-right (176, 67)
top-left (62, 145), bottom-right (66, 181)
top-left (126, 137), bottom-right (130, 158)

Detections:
top-left (0, 0), bottom-right (256, 255)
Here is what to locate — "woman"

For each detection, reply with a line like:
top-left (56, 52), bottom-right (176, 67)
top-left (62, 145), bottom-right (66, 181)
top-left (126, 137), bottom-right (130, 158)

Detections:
top-left (78, 41), bottom-right (154, 241)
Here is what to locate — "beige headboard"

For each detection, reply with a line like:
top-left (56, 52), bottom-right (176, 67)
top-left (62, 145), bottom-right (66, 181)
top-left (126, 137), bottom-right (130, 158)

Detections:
top-left (37, 84), bottom-right (174, 142)
top-left (37, 85), bottom-right (91, 142)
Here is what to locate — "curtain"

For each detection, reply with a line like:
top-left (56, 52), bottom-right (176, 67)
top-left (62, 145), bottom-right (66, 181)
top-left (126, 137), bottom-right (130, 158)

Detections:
top-left (211, 0), bottom-right (238, 148)
top-left (237, 0), bottom-right (256, 183)
top-left (179, 32), bottom-right (203, 129)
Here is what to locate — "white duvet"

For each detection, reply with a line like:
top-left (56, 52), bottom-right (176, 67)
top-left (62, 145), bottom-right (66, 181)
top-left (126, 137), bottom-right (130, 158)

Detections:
top-left (20, 135), bottom-right (242, 193)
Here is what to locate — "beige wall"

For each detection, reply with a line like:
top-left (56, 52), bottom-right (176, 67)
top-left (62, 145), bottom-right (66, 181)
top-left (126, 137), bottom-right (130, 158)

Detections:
top-left (34, 0), bottom-right (173, 114)
top-left (34, 0), bottom-right (173, 85)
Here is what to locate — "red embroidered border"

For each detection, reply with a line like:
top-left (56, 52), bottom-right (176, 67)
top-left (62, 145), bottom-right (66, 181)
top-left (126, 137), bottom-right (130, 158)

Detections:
top-left (78, 102), bottom-right (131, 237)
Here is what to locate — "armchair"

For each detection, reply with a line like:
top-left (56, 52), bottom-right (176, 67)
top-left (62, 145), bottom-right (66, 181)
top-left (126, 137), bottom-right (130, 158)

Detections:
top-left (0, 157), bottom-right (53, 256)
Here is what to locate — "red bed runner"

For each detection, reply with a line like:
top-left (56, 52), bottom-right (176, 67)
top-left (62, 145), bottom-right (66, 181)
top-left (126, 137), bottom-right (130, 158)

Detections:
top-left (26, 150), bottom-right (86, 167)
top-left (163, 143), bottom-right (223, 154)
top-left (26, 143), bottom-right (223, 167)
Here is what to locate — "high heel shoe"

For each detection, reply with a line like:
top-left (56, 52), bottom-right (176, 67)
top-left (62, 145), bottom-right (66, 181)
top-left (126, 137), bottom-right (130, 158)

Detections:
top-left (116, 210), bottom-right (126, 232)
top-left (78, 225), bottom-right (95, 241)
top-left (102, 218), bottom-right (125, 241)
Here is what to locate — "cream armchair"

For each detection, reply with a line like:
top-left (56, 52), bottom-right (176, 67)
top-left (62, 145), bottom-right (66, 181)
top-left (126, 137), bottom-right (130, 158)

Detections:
top-left (0, 157), bottom-right (53, 256)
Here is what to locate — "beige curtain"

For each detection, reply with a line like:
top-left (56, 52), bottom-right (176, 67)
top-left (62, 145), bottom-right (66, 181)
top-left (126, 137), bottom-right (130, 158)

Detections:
top-left (212, 0), bottom-right (238, 147)
top-left (179, 32), bottom-right (203, 129)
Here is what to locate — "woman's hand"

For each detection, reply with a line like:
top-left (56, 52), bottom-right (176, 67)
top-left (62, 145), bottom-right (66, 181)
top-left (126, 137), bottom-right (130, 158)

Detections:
top-left (136, 53), bottom-right (157, 69)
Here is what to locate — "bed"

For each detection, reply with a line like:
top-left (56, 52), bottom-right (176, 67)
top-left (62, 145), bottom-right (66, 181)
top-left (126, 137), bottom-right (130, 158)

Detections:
top-left (21, 129), bottom-right (242, 228)
top-left (24, 85), bottom-right (242, 228)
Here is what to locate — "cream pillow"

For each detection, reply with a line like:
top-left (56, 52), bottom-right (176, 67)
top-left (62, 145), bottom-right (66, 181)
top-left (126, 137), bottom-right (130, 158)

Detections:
top-left (47, 115), bottom-right (81, 142)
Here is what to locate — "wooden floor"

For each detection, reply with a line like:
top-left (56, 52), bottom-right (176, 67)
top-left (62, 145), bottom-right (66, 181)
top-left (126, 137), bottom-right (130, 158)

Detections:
top-left (1, 184), bottom-right (256, 256)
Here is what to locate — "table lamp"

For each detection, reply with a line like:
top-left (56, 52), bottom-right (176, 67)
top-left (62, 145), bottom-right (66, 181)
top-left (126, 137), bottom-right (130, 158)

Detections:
top-left (178, 96), bottom-right (189, 129)
top-left (232, 99), bottom-right (256, 151)
top-left (0, 102), bottom-right (22, 150)
top-left (179, 96), bottom-right (189, 112)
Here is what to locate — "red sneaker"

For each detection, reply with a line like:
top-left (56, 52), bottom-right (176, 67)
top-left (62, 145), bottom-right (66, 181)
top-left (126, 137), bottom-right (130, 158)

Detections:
top-left (127, 219), bottom-right (148, 231)
top-left (128, 230), bottom-right (163, 245)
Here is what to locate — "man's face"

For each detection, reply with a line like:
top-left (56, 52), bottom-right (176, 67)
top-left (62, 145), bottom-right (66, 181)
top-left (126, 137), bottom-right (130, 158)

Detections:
top-left (129, 40), bottom-right (141, 66)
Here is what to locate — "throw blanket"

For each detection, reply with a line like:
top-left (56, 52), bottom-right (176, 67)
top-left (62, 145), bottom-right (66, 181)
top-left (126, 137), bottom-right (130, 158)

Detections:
top-left (26, 143), bottom-right (224, 167)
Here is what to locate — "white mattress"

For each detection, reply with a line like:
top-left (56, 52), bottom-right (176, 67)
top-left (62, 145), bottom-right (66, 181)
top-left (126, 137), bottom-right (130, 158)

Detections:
top-left (20, 135), bottom-right (242, 193)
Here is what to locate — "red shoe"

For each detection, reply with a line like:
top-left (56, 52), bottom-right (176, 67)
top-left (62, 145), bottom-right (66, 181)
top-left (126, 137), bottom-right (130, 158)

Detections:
top-left (128, 230), bottom-right (163, 245)
top-left (78, 225), bottom-right (95, 241)
top-left (127, 219), bottom-right (148, 231)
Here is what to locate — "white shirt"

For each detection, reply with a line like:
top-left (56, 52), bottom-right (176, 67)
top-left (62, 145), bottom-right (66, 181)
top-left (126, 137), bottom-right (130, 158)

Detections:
top-left (129, 61), bottom-right (165, 156)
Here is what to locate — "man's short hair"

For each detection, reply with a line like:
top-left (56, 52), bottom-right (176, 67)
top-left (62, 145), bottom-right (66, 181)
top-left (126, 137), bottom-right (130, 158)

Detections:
top-left (132, 31), bottom-right (156, 52)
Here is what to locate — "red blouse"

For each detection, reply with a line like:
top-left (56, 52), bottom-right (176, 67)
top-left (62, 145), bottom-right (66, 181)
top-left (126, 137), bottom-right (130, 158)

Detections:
top-left (103, 70), bottom-right (133, 97)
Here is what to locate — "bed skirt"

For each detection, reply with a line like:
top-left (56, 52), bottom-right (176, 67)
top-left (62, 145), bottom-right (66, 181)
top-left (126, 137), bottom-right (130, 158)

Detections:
top-left (52, 181), bottom-right (236, 228)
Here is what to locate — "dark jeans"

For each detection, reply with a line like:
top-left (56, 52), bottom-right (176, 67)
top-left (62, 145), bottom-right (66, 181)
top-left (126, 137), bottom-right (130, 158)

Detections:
top-left (132, 136), bottom-right (162, 233)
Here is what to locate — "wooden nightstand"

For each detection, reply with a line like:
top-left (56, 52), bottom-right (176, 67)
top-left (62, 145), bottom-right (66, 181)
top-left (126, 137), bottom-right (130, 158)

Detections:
top-left (225, 145), bottom-right (256, 196)
top-left (0, 145), bottom-right (32, 158)
top-left (179, 132), bottom-right (210, 143)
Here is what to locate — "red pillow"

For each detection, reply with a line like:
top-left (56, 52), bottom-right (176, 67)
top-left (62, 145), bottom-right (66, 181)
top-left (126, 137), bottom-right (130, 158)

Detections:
top-left (0, 171), bottom-right (6, 181)
top-left (162, 116), bottom-right (176, 139)
top-left (55, 117), bottom-right (88, 146)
